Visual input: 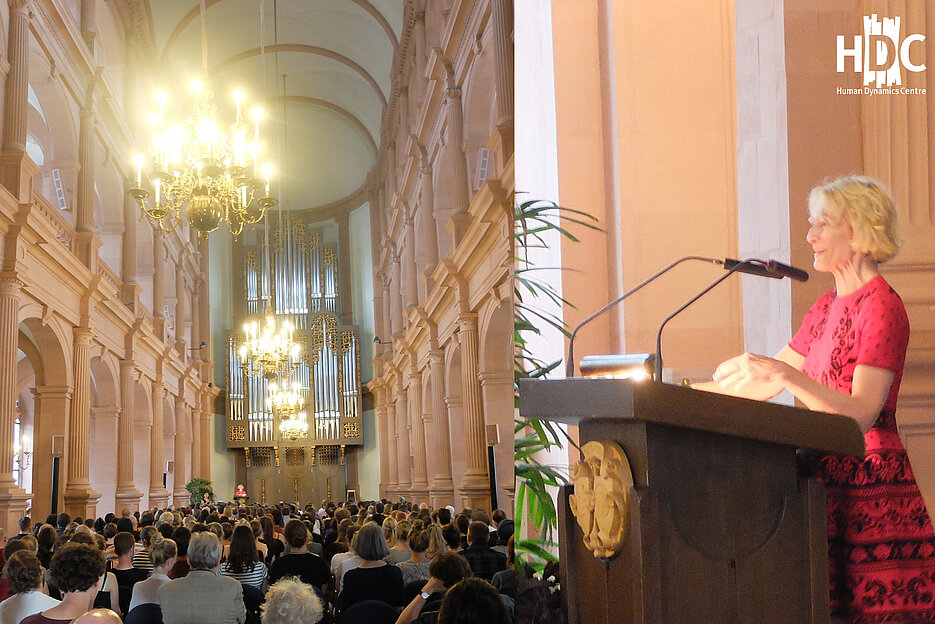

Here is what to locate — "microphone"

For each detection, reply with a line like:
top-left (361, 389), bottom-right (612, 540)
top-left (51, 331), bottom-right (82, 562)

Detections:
top-left (653, 257), bottom-right (805, 381)
top-left (566, 256), bottom-right (722, 377)
top-left (720, 258), bottom-right (809, 282)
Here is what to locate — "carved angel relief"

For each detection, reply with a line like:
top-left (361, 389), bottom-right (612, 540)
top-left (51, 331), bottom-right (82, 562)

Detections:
top-left (568, 440), bottom-right (633, 560)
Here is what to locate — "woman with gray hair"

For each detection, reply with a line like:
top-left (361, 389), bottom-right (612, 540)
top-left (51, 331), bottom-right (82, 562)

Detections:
top-left (261, 577), bottom-right (323, 624)
top-left (337, 522), bottom-right (403, 612)
top-left (702, 175), bottom-right (935, 622)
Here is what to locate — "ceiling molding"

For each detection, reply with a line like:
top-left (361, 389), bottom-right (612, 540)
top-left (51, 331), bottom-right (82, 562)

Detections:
top-left (210, 44), bottom-right (387, 110)
top-left (266, 95), bottom-right (379, 157)
top-left (348, 0), bottom-right (399, 51)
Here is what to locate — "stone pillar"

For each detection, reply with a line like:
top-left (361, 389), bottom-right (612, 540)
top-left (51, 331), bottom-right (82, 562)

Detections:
top-left (403, 219), bottom-right (418, 309)
top-left (427, 349), bottom-right (454, 506)
top-left (64, 327), bottom-right (101, 517)
top-left (395, 381), bottom-right (411, 496)
top-left (191, 290), bottom-right (201, 359)
top-left (398, 88), bottom-right (410, 135)
top-left (200, 391), bottom-right (212, 480)
top-left (153, 232), bottom-right (167, 338)
top-left (491, 0), bottom-right (513, 127)
top-left (191, 400), bottom-right (202, 480)
top-left (175, 264), bottom-right (187, 350)
top-left (386, 142), bottom-right (397, 201)
top-left (382, 282), bottom-right (392, 343)
top-left (120, 182), bottom-right (142, 305)
top-left (74, 104), bottom-right (102, 268)
top-left (375, 386), bottom-right (390, 498)
top-left (456, 314), bottom-right (490, 508)
top-left (115, 360), bottom-right (141, 510)
top-left (443, 69), bottom-right (473, 248)
top-left (386, 399), bottom-right (399, 496)
top-left (149, 380), bottom-right (169, 507)
top-left (390, 256), bottom-right (403, 335)
top-left (173, 395), bottom-right (188, 505)
top-left (416, 155), bottom-right (440, 289)
top-left (80, 0), bottom-right (96, 52)
top-left (413, 8), bottom-right (428, 100)
top-left (31, 386), bottom-right (71, 516)
top-left (337, 214), bottom-right (353, 325)
top-left (0, 274), bottom-right (29, 528)
top-left (0, 0), bottom-right (38, 201)
top-left (407, 373), bottom-right (429, 501)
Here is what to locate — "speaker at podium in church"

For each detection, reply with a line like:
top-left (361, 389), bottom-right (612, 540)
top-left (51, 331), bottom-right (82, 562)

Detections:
top-left (518, 375), bottom-right (864, 624)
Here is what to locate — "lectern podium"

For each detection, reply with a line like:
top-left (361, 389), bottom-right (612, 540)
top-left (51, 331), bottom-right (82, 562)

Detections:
top-left (518, 378), bottom-right (865, 624)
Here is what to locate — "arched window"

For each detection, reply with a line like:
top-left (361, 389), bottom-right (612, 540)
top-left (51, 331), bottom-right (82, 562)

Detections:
top-left (25, 134), bottom-right (44, 166)
top-left (27, 84), bottom-right (46, 121)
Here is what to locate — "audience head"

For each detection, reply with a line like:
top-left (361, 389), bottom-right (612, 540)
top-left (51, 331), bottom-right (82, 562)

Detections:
top-left (150, 537), bottom-right (178, 569)
top-left (4, 535), bottom-right (32, 560)
top-left (158, 523), bottom-right (174, 540)
top-left (102, 523), bottom-right (118, 540)
top-left (113, 532), bottom-right (135, 558)
top-left (408, 527), bottom-right (430, 554)
top-left (115, 517), bottom-right (134, 534)
top-left (352, 521), bottom-right (389, 561)
top-left (18, 516), bottom-right (31, 533)
top-left (455, 515), bottom-right (470, 536)
top-left (467, 521), bottom-right (489, 547)
top-left (49, 542), bottom-right (105, 594)
top-left (6, 550), bottom-right (44, 594)
top-left (382, 517), bottom-right (397, 547)
top-left (437, 507), bottom-right (451, 526)
top-left (73, 609), bottom-right (123, 624)
top-left (56, 513), bottom-right (70, 530)
top-left (37, 525), bottom-right (56, 552)
top-left (496, 519), bottom-right (514, 545)
top-left (491, 510), bottom-right (506, 526)
top-left (227, 524), bottom-right (260, 572)
top-left (140, 525), bottom-right (158, 547)
top-left (442, 524), bottom-right (462, 551)
top-left (172, 526), bottom-right (192, 557)
top-left (261, 577), bottom-right (323, 624)
top-left (188, 531), bottom-right (222, 571)
top-left (437, 578), bottom-right (509, 624)
top-left (429, 551), bottom-right (473, 590)
top-left (284, 519), bottom-right (308, 549)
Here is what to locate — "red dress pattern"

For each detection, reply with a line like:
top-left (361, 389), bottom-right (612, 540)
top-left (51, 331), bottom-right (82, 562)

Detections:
top-left (790, 276), bottom-right (935, 623)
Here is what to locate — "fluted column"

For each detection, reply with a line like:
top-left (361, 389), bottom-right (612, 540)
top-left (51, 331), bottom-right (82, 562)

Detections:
top-left (153, 232), bottom-right (166, 318)
top-left (407, 373), bottom-right (429, 499)
top-left (200, 391), bottom-right (212, 479)
top-left (443, 69), bottom-right (472, 248)
top-left (149, 379), bottom-right (169, 507)
top-left (403, 219), bottom-right (418, 309)
top-left (375, 386), bottom-right (390, 498)
top-left (390, 256), bottom-right (403, 334)
top-left (76, 109), bottom-right (95, 233)
top-left (115, 360), bottom-right (141, 508)
top-left (120, 182), bottom-right (142, 304)
top-left (428, 349), bottom-right (454, 505)
top-left (175, 264), bottom-right (187, 349)
top-left (386, 400), bottom-right (399, 495)
top-left (64, 327), bottom-right (100, 516)
top-left (491, 0), bottom-right (513, 126)
top-left (0, 0), bottom-right (38, 201)
top-left (387, 142), bottom-right (398, 201)
top-left (173, 395), bottom-right (188, 505)
top-left (416, 156), bottom-right (440, 285)
top-left (80, 0), bottom-right (96, 52)
top-left (398, 88), bottom-right (410, 135)
top-left (191, 400), bottom-right (202, 479)
top-left (2, 1), bottom-right (29, 153)
top-left (396, 378), bottom-right (412, 494)
top-left (382, 282), bottom-right (392, 342)
top-left (0, 276), bottom-right (21, 491)
top-left (456, 314), bottom-right (489, 508)
top-left (413, 8), bottom-right (428, 100)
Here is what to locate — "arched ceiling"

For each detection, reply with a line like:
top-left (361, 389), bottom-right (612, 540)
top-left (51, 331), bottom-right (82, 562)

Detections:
top-left (143, 0), bottom-right (402, 211)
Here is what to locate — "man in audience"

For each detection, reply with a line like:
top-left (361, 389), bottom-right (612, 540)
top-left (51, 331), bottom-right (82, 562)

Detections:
top-left (461, 521), bottom-right (506, 581)
top-left (21, 542), bottom-right (105, 623)
top-left (158, 531), bottom-right (245, 624)
top-left (260, 577), bottom-right (323, 624)
top-left (9, 516), bottom-right (31, 543)
top-left (0, 551), bottom-right (60, 624)
top-left (111, 532), bottom-right (149, 616)
top-left (72, 608), bottom-right (123, 624)
top-left (55, 513), bottom-right (70, 537)
top-left (269, 519), bottom-right (329, 593)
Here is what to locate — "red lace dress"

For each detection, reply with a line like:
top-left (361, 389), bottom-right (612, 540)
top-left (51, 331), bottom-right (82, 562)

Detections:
top-left (790, 275), bottom-right (935, 623)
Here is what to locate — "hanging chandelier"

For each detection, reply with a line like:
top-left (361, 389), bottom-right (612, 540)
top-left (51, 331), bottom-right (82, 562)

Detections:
top-left (240, 311), bottom-right (301, 380)
top-left (127, 1), bottom-right (277, 238)
top-left (269, 379), bottom-right (308, 440)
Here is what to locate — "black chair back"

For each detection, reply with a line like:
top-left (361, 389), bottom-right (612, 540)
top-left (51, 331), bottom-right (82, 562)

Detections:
top-left (342, 599), bottom-right (397, 624)
top-left (124, 603), bottom-right (163, 624)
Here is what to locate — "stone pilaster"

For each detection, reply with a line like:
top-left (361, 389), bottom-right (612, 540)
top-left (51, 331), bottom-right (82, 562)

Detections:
top-left (395, 380), bottom-right (411, 495)
top-left (200, 391), bottom-right (212, 480)
top-left (0, 0), bottom-right (36, 201)
top-left (120, 181), bottom-right (142, 305)
top-left (407, 373), bottom-right (429, 502)
top-left (175, 264), bottom-right (187, 351)
top-left (115, 360), bottom-right (141, 510)
top-left (416, 156), bottom-right (440, 289)
top-left (74, 105), bottom-right (102, 268)
top-left (153, 232), bottom-right (167, 338)
top-left (491, 0), bottom-right (513, 127)
top-left (390, 256), bottom-right (403, 335)
top-left (0, 274), bottom-right (29, 528)
top-left (149, 380), bottom-right (169, 508)
top-left (64, 327), bottom-right (101, 517)
top-left (190, 401), bottom-right (202, 481)
top-left (428, 349), bottom-right (454, 506)
top-left (456, 314), bottom-right (490, 509)
top-left (403, 219), bottom-right (418, 309)
top-left (375, 386), bottom-right (390, 499)
top-left (386, 399), bottom-right (399, 497)
top-left (173, 395), bottom-right (188, 506)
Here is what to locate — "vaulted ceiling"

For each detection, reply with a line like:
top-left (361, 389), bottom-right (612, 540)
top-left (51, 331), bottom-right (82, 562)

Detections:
top-left (140, 0), bottom-right (402, 213)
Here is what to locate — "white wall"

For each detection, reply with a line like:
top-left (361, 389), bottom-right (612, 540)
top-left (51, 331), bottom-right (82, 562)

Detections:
top-left (209, 412), bottom-right (236, 502)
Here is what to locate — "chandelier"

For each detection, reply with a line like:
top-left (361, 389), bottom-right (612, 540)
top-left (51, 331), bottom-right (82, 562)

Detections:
top-left (127, 0), bottom-right (277, 238)
top-left (269, 379), bottom-right (308, 440)
top-left (240, 311), bottom-right (301, 380)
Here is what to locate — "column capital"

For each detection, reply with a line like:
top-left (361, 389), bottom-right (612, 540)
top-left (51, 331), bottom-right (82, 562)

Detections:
top-left (456, 313), bottom-right (478, 332)
top-left (8, 0), bottom-right (29, 15)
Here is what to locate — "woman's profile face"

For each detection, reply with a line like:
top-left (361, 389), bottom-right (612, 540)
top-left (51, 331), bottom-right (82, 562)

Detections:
top-left (807, 193), bottom-right (857, 273)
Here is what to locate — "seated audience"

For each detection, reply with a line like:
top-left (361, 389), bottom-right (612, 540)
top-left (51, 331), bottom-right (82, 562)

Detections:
top-left (220, 525), bottom-right (268, 590)
top-left (259, 516), bottom-right (284, 563)
top-left (21, 542), bottom-right (106, 624)
top-left (395, 552), bottom-right (474, 624)
top-left (167, 526), bottom-right (191, 578)
top-left (338, 522), bottom-right (404, 612)
top-left (397, 529), bottom-right (431, 586)
top-left (261, 577), bottom-right (324, 624)
top-left (128, 537), bottom-right (176, 612)
top-left (0, 551), bottom-right (60, 624)
top-left (461, 521), bottom-right (506, 581)
top-left (72, 608), bottom-right (122, 624)
top-left (490, 536), bottom-right (516, 599)
top-left (110, 532), bottom-right (149, 616)
top-left (436, 578), bottom-right (510, 624)
top-left (36, 526), bottom-right (56, 569)
top-left (69, 533), bottom-right (119, 615)
top-left (333, 524), bottom-right (363, 594)
top-left (132, 526), bottom-right (157, 572)
top-left (269, 519), bottom-right (329, 591)
top-left (385, 520), bottom-right (411, 565)
top-left (441, 525), bottom-right (462, 555)
top-left (9, 516), bottom-right (32, 542)
top-left (158, 531), bottom-right (246, 624)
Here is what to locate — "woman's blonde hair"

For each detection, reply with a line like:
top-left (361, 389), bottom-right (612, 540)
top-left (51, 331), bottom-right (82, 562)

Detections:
top-left (808, 175), bottom-right (901, 263)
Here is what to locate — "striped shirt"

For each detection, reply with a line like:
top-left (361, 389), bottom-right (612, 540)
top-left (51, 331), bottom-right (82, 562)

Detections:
top-left (219, 561), bottom-right (268, 589)
top-left (132, 550), bottom-right (153, 572)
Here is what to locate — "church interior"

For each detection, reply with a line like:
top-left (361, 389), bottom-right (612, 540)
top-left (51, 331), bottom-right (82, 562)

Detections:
top-left (0, 0), bottom-right (513, 530)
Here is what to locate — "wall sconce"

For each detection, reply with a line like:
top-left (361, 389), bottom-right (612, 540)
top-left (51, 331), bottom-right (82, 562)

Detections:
top-left (14, 435), bottom-right (32, 471)
top-left (188, 340), bottom-right (208, 351)
top-left (373, 336), bottom-right (391, 345)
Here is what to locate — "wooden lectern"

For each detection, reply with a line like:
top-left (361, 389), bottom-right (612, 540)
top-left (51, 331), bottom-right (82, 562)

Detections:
top-left (518, 378), bottom-right (865, 624)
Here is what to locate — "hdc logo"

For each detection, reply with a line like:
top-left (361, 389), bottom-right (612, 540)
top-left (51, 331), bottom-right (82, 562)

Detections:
top-left (836, 14), bottom-right (925, 87)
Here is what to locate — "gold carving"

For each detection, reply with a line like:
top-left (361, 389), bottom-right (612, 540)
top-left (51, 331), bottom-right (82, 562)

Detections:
top-left (228, 425), bottom-right (246, 442)
top-left (569, 440), bottom-right (633, 560)
top-left (343, 421), bottom-right (360, 438)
